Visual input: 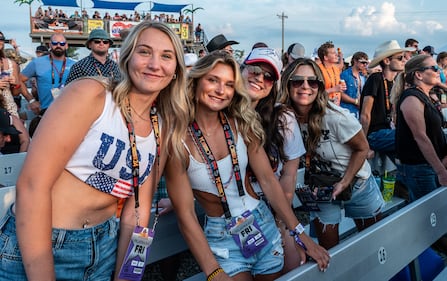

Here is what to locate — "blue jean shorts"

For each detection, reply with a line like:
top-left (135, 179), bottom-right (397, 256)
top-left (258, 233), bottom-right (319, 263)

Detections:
top-left (310, 175), bottom-right (385, 225)
top-left (396, 162), bottom-right (438, 202)
top-left (204, 200), bottom-right (284, 277)
top-left (0, 205), bottom-right (118, 281)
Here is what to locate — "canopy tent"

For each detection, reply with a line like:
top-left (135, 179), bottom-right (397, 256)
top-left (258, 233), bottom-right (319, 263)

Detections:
top-left (41, 0), bottom-right (80, 7)
top-left (150, 2), bottom-right (189, 13)
top-left (92, 0), bottom-right (145, 11)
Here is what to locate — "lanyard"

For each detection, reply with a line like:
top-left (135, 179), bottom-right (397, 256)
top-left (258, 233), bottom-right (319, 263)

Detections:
top-left (50, 54), bottom-right (67, 86)
top-left (93, 60), bottom-right (114, 80)
top-left (124, 98), bottom-right (160, 225)
top-left (190, 112), bottom-right (244, 219)
top-left (383, 76), bottom-right (391, 111)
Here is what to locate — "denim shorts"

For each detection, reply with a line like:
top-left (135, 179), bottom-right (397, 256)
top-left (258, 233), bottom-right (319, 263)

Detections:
top-left (0, 205), bottom-right (119, 281)
top-left (310, 175), bottom-right (385, 225)
top-left (396, 162), bottom-right (439, 202)
top-left (204, 200), bottom-right (284, 277)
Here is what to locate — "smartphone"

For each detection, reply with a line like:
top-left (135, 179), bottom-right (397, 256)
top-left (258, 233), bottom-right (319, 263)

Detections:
top-left (315, 186), bottom-right (334, 202)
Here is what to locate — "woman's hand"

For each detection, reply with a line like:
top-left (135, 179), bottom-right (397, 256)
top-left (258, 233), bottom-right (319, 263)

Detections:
top-left (300, 234), bottom-right (331, 272)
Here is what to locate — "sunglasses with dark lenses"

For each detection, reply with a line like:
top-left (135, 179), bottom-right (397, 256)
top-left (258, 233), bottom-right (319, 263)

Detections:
top-left (358, 60), bottom-right (369, 65)
top-left (51, 41), bottom-right (66, 46)
top-left (418, 65), bottom-right (441, 72)
top-left (289, 76), bottom-right (321, 89)
top-left (245, 65), bottom-right (275, 83)
top-left (390, 55), bottom-right (404, 61)
top-left (93, 39), bottom-right (110, 45)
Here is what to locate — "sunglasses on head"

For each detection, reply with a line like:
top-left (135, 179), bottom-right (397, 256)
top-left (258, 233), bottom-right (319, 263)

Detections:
top-left (51, 41), bottom-right (66, 46)
top-left (418, 65), bottom-right (441, 72)
top-left (93, 39), bottom-right (110, 45)
top-left (289, 75), bottom-right (321, 89)
top-left (245, 65), bottom-right (275, 83)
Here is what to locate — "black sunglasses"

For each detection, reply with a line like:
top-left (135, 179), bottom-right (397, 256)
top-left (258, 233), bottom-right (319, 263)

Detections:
top-left (289, 75), bottom-right (321, 89)
top-left (93, 39), bottom-right (110, 45)
top-left (245, 65), bottom-right (275, 83)
top-left (418, 65), bottom-right (441, 72)
top-left (358, 60), bottom-right (369, 65)
top-left (389, 55), bottom-right (404, 61)
top-left (51, 41), bottom-right (66, 46)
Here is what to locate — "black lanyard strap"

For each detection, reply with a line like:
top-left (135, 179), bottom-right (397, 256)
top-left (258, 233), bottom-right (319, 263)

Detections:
top-left (124, 98), bottom-right (160, 224)
top-left (190, 112), bottom-right (244, 219)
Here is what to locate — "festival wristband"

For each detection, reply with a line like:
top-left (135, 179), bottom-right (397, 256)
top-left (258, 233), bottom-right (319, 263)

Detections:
top-left (207, 267), bottom-right (224, 281)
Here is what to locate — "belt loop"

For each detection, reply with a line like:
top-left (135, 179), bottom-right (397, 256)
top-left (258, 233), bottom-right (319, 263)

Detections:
top-left (54, 229), bottom-right (66, 249)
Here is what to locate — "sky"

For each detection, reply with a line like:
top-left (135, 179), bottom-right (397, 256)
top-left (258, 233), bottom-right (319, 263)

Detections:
top-left (3, 0), bottom-right (447, 61)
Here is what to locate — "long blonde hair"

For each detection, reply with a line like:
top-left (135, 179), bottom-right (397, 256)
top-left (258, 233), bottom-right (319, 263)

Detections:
top-left (187, 51), bottom-right (264, 146)
top-left (112, 21), bottom-right (190, 163)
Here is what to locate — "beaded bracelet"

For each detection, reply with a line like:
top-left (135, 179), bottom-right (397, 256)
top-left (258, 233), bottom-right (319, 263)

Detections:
top-left (207, 267), bottom-right (224, 281)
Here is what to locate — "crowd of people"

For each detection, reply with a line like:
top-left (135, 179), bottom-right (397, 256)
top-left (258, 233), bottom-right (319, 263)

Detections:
top-left (34, 5), bottom-right (193, 24)
top-left (0, 17), bottom-right (447, 281)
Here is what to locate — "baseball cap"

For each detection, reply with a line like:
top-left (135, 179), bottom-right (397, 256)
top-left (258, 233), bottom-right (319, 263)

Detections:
top-left (288, 43), bottom-right (305, 59)
top-left (423, 45), bottom-right (437, 56)
top-left (244, 47), bottom-right (283, 80)
top-left (36, 45), bottom-right (48, 54)
top-left (0, 109), bottom-right (21, 135)
top-left (184, 53), bottom-right (198, 67)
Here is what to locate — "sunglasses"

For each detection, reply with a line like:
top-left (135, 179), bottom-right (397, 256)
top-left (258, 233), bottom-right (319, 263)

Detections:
top-left (51, 41), bottom-right (66, 46)
top-left (390, 55), bottom-right (404, 61)
top-left (358, 60), bottom-right (369, 65)
top-left (418, 65), bottom-right (441, 72)
top-left (93, 39), bottom-right (110, 45)
top-left (245, 65), bottom-right (275, 83)
top-left (289, 76), bottom-right (321, 89)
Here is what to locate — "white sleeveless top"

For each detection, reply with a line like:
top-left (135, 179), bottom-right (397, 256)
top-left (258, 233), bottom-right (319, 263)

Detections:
top-left (65, 91), bottom-right (157, 198)
top-left (185, 127), bottom-right (259, 217)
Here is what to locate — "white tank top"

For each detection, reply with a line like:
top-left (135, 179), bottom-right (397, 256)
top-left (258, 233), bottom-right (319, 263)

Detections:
top-left (65, 92), bottom-right (157, 198)
top-left (185, 129), bottom-right (259, 217)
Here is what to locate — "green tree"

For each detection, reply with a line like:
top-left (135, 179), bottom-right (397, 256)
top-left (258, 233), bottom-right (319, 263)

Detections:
top-left (183, 6), bottom-right (204, 24)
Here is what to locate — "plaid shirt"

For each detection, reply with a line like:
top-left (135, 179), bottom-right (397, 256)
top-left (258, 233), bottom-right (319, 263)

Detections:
top-left (65, 53), bottom-right (121, 85)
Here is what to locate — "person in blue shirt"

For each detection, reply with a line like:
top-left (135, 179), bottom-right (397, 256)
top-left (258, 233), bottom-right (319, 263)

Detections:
top-left (20, 33), bottom-right (75, 114)
top-left (340, 51), bottom-right (369, 118)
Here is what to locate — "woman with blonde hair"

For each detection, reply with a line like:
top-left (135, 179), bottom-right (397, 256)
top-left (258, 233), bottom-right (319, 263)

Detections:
top-left (0, 21), bottom-right (189, 280)
top-left (165, 51), bottom-right (329, 281)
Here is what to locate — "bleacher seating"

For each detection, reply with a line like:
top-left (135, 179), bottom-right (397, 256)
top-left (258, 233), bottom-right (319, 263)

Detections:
top-left (277, 188), bottom-right (447, 281)
top-left (0, 152), bottom-right (27, 187)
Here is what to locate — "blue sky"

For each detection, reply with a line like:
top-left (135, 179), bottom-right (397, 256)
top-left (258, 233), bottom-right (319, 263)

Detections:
top-left (3, 0), bottom-right (447, 60)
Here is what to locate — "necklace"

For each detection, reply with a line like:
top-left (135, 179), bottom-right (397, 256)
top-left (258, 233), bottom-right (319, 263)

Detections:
top-left (129, 103), bottom-right (151, 121)
top-left (198, 121), bottom-right (220, 137)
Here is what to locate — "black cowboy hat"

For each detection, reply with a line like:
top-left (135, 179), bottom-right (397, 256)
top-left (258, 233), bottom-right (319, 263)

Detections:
top-left (206, 34), bottom-right (239, 53)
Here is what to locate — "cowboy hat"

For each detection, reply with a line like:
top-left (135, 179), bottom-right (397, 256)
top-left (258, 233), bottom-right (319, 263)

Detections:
top-left (369, 40), bottom-right (415, 68)
top-left (206, 34), bottom-right (239, 53)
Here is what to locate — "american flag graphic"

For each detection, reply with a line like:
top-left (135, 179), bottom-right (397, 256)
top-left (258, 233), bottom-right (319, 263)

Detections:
top-left (86, 172), bottom-right (134, 198)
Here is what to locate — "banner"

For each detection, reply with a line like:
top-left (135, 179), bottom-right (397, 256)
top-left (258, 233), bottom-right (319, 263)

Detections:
top-left (110, 20), bottom-right (139, 38)
top-left (180, 23), bottom-right (189, 40)
top-left (87, 19), bottom-right (104, 33)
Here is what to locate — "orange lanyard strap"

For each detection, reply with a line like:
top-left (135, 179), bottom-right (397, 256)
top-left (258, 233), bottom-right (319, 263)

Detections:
top-left (50, 54), bottom-right (67, 86)
top-left (190, 112), bottom-right (244, 219)
top-left (383, 76), bottom-right (390, 111)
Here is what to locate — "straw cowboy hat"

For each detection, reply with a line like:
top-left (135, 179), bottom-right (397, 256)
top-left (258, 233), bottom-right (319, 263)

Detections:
top-left (369, 40), bottom-right (415, 68)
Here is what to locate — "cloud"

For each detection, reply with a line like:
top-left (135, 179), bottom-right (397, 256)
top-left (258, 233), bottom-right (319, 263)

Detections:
top-left (342, 1), bottom-right (445, 38)
top-left (341, 2), bottom-right (407, 36)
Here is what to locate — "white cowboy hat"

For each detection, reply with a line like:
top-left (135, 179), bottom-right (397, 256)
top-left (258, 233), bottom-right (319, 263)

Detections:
top-left (368, 40), bottom-right (415, 68)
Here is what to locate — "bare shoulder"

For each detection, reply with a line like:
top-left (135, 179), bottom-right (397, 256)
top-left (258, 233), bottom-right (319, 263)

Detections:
top-left (63, 77), bottom-right (109, 99)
